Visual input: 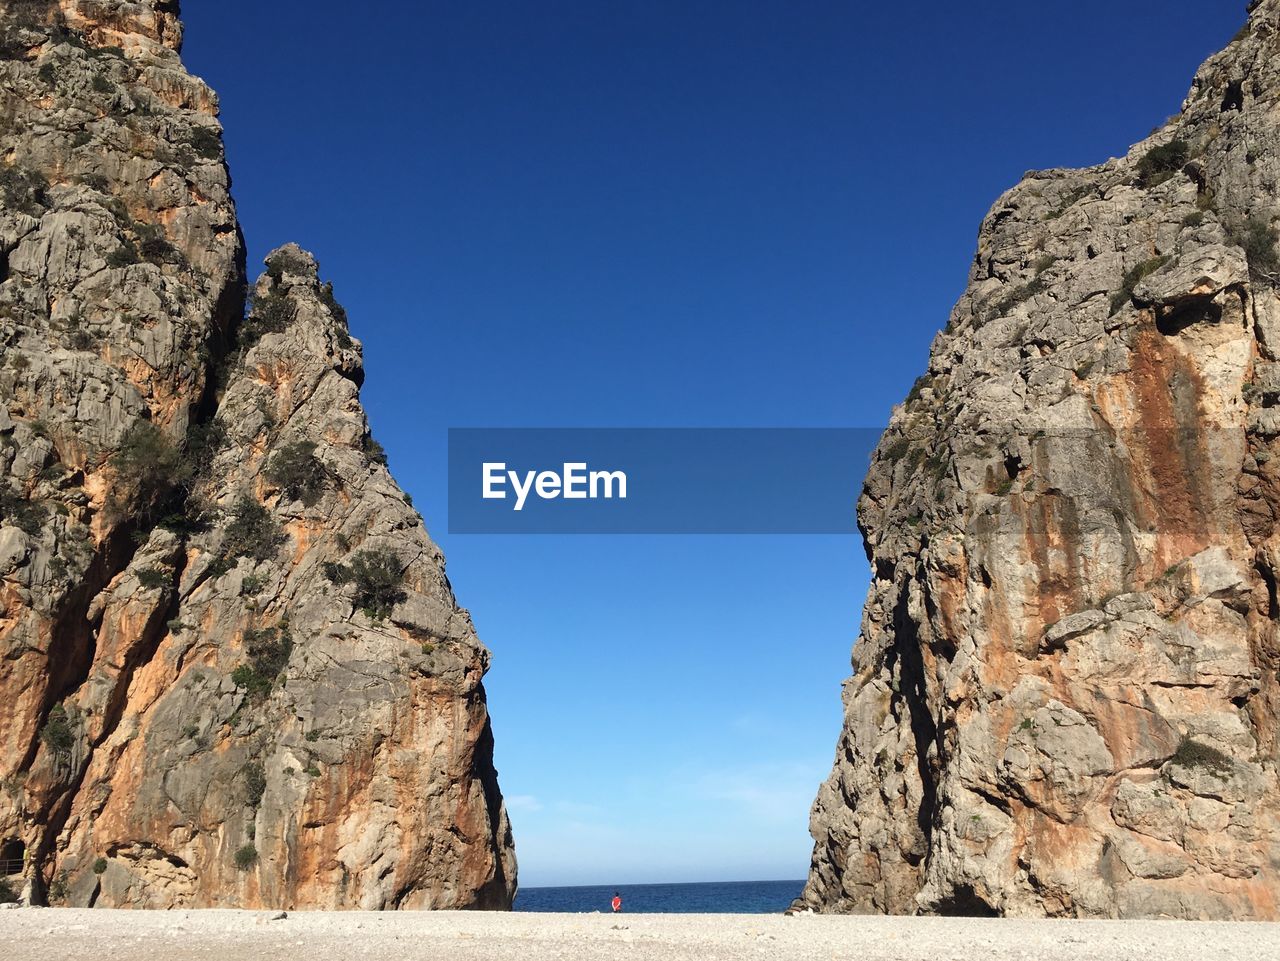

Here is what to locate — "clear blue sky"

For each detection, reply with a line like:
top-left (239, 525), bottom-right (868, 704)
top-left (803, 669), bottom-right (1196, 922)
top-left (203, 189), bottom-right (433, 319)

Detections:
top-left (180, 1), bottom-right (1246, 886)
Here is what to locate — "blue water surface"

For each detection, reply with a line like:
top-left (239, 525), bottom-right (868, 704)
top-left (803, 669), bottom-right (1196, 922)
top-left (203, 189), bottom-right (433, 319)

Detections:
top-left (513, 879), bottom-right (804, 914)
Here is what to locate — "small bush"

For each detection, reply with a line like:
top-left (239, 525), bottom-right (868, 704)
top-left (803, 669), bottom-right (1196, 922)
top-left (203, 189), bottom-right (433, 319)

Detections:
top-left (40, 703), bottom-right (75, 756)
top-left (47, 869), bottom-right (68, 904)
top-left (184, 421), bottom-right (228, 479)
top-left (231, 624), bottom-right (293, 699)
top-left (1109, 255), bottom-right (1171, 315)
top-left (304, 764), bottom-right (320, 777)
top-left (156, 497), bottom-right (215, 537)
top-left (1226, 215), bottom-right (1280, 277)
top-left (246, 625), bottom-right (292, 678)
top-left (990, 275), bottom-right (1048, 318)
top-left (90, 72), bottom-right (113, 94)
top-left (905, 374), bottom-right (932, 405)
top-left (233, 844), bottom-right (257, 870)
top-left (265, 249), bottom-right (309, 278)
top-left (0, 166), bottom-right (48, 215)
top-left (0, 486), bottom-right (45, 536)
top-left (240, 573), bottom-right (267, 596)
top-left (1171, 736), bottom-right (1234, 777)
top-left (263, 441), bottom-right (327, 506)
top-left (135, 223), bottom-right (180, 265)
top-left (106, 241), bottom-right (139, 268)
top-left (362, 435), bottom-right (387, 467)
top-left (243, 762), bottom-right (266, 807)
top-left (135, 566), bottom-right (170, 591)
top-left (319, 282), bottom-right (354, 350)
top-left (187, 126), bottom-right (221, 160)
top-left (883, 438), bottom-right (911, 463)
top-left (110, 419), bottom-right (188, 503)
top-left (238, 290), bottom-right (293, 348)
top-left (1136, 139), bottom-right (1189, 187)
top-left (1043, 184), bottom-right (1092, 221)
top-left (221, 496), bottom-right (285, 563)
top-left (0, 877), bottom-right (15, 904)
top-left (229, 664), bottom-right (265, 696)
top-left (92, 857), bottom-right (108, 875)
top-left (324, 549), bottom-right (407, 621)
top-left (319, 282), bottom-right (348, 325)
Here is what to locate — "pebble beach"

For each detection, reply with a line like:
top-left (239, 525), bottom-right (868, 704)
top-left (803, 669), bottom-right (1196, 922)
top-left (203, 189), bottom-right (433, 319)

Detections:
top-left (4, 908), bottom-right (1280, 961)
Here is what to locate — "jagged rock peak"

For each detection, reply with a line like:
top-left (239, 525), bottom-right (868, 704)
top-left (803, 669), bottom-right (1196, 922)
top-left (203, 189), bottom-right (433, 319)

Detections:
top-left (800, 0), bottom-right (1280, 920)
top-left (0, 0), bottom-right (515, 910)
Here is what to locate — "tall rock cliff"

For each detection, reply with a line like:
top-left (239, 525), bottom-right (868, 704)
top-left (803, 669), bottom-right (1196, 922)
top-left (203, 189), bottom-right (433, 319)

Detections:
top-left (0, 0), bottom-right (515, 908)
top-left (801, 1), bottom-right (1280, 920)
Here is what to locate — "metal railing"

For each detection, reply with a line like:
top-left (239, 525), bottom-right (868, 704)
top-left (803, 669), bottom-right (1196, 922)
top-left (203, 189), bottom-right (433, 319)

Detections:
top-left (0, 858), bottom-right (22, 876)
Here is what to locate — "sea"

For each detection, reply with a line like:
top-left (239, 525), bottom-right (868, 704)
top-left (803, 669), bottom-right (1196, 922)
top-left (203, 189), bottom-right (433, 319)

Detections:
top-left (513, 879), bottom-right (805, 914)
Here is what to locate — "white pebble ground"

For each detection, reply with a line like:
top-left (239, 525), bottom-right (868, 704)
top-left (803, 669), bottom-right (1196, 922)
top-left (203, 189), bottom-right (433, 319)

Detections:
top-left (3, 908), bottom-right (1280, 960)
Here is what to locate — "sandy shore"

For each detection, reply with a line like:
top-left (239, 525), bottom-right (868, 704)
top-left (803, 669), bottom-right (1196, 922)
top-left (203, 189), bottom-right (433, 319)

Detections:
top-left (4, 908), bottom-right (1280, 960)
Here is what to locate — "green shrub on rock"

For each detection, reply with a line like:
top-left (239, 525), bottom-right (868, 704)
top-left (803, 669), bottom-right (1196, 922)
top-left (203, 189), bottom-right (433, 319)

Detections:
top-left (187, 126), bottom-right (221, 160)
top-left (1226, 215), bottom-right (1280, 277)
top-left (240, 573), bottom-right (268, 596)
top-left (135, 223), bottom-right (180, 265)
top-left (1171, 736), bottom-right (1234, 777)
top-left (222, 496), bottom-right (285, 563)
top-left (263, 441), bottom-right (327, 506)
top-left (0, 166), bottom-right (48, 215)
top-left (231, 623), bottom-right (293, 699)
top-left (110, 419), bottom-right (188, 503)
top-left (1136, 139), bottom-right (1189, 187)
top-left (136, 566), bottom-right (171, 591)
top-left (362, 435), bottom-right (387, 467)
top-left (265, 249), bottom-right (310, 279)
top-left (0, 486), bottom-right (45, 536)
top-left (106, 241), bottom-right (140, 268)
top-left (40, 704), bottom-right (75, 757)
top-left (243, 762), bottom-right (266, 807)
top-left (1108, 255), bottom-right (1172, 315)
top-left (234, 844), bottom-right (257, 870)
top-left (238, 290), bottom-right (293, 348)
top-left (323, 549), bottom-right (407, 621)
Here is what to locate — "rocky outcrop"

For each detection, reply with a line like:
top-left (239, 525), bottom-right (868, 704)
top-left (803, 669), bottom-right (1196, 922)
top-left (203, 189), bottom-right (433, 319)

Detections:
top-left (0, 1), bottom-right (515, 908)
top-left (800, 1), bottom-right (1280, 920)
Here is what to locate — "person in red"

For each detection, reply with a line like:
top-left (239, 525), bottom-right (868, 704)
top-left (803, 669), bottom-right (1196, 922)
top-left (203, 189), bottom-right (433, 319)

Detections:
top-left (611, 891), bottom-right (622, 913)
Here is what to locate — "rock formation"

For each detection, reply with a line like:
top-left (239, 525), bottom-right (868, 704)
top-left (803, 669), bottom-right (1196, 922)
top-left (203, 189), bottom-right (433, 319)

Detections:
top-left (0, 0), bottom-right (515, 908)
top-left (800, 0), bottom-right (1280, 919)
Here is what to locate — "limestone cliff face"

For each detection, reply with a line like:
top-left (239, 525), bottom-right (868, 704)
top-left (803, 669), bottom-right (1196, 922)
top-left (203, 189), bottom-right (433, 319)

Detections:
top-left (0, 1), bottom-right (515, 908)
top-left (801, 1), bottom-right (1280, 920)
